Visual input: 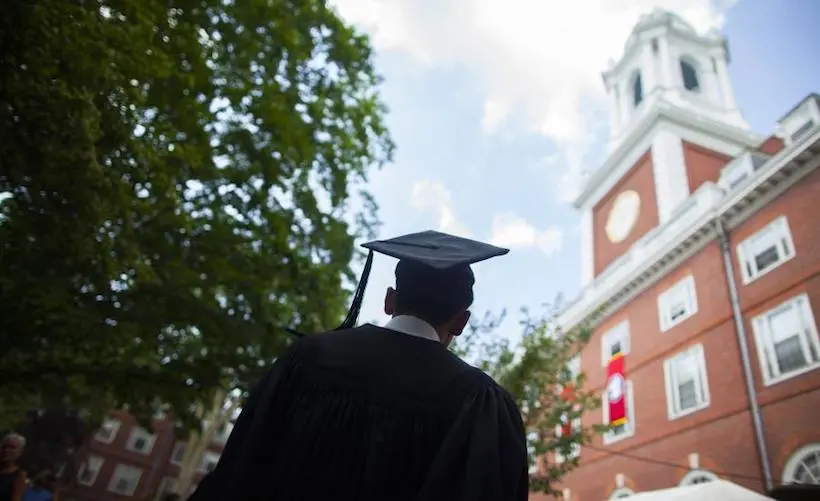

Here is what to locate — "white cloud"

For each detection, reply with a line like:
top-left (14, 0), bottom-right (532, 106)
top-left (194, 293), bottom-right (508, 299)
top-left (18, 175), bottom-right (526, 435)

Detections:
top-left (410, 179), bottom-right (473, 237)
top-left (481, 98), bottom-right (511, 134)
top-left (489, 213), bottom-right (564, 256)
top-left (330, 0), bottom-right (740, 199)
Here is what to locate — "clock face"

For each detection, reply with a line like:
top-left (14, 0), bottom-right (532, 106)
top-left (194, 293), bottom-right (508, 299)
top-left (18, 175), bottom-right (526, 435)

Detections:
top-left (605, 190), bottom-right (641, 243)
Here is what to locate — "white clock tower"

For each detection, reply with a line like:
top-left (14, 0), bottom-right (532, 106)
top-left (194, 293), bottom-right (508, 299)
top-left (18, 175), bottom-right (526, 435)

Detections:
top-left (575, 9), bottom-right (764, 288)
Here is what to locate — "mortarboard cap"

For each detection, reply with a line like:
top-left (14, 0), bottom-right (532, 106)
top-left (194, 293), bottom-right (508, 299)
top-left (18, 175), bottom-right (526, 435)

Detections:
top-left (287, 230), bottom-right (509, 337)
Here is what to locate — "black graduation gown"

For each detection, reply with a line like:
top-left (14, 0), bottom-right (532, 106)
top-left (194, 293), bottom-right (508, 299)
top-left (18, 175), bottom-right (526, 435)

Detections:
top-left (188, 324), bottom-right (529, 501)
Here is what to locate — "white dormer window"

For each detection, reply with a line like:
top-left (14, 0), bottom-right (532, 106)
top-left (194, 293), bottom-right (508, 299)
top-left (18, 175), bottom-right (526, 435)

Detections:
top-left (601, 321), bottom-right (630, 366)
top-left (778, 95), bottom-right (820, 146)
top-left (736, 216), bottom-right (795, 284)
top-left (658, 276), bottom-right (698, 332)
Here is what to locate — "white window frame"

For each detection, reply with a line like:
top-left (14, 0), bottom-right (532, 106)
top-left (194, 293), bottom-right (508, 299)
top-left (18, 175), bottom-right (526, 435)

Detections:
top-left (736, 216), bottom-right (796, 284)
top-left (602, 380), bottom-right (635, 445)
top-left (94, 418), bottom-right (121, 444)
top-left (601, 321), bottom-right (631, 367)
top-left (77, 455), bottom-right (104, 486)
top-left (782, 443), bottom-right (820, 484)
top-left (658, 276), bottom-right (698, 332)
top-left (679, 469), bottom-right (719, 486)
top-left (610, 487), bottom-right (635, 498)
top-left (170, 442), bottom-right (186, 465)
top-left (567, 355), bottom-right (581, 379)
top-left (107, 463), bottom-right (143, 497)
top-left (751, 293), bottom-right (820, 386)
top-left (526, 430), bottom-right (539, 474)
top-left (198, 451), bottom-right (221, 474)
top-left (554, 417), bottom-right (582, 463)
top-left (663, 344), bottom-right (710, 420)
top-left (125, 427), bottom-right (156, 455)
top-left (155, 477), bottom-right (178, 501)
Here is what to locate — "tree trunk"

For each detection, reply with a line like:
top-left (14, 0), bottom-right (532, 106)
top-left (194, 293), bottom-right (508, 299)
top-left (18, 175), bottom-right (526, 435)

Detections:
top-left (173, 389), bottom-right (237, 496)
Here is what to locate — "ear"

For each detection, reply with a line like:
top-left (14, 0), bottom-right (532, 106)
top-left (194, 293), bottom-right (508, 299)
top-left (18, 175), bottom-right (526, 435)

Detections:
top-left (450, 309), bottom-right (471, 336)
top-left (384, 287), bottom-right (396, 316)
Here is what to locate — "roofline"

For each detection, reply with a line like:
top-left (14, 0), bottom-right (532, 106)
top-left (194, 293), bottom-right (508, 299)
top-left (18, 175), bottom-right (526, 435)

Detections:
top-left (777, 92), bottom-right (820, 122)
top-left (559, 127), bottom-right (820, 331)
top-left (572, 103), bottom-right (763, 209)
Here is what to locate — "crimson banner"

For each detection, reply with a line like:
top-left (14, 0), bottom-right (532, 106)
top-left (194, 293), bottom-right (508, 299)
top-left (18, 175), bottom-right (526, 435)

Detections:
top-left (606, 353), bottom-right (627, 426)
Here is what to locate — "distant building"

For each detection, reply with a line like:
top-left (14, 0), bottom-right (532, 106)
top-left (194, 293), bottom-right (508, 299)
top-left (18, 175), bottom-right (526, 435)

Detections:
top-left (62, 410), bottom-right (231, 501)
top-left (534, 9), bottom-right (820, 501)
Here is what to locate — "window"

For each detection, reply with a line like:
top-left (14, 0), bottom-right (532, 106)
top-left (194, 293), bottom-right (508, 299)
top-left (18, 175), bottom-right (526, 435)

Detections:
top-left (664, 344), bottom-right (710, 419)
top-left (782, 443), bottom-right (820, 485)
top-left (602, 380), bottom-right (635, 444)
top-left (125, 427), bottom-right (156, 455)
top-left (567, 355), bottom-right (581, 380)
top-left (632, 73), bottom-right (643, 108)
top-left (736, 216), bottom-right (796, 284)
top-left (108, 464), bottom-right (142, 496)
top-left (752, 294), bottom-right (820, 386)
top-left (170, 442), bottom-right (186, 465)
top-left (790, 120), bottom-right (816, 144)
top-left (526, 430), bottom-right (539, 474)
top-left (601, 321), bottom-right (630, 366)
top-left (658, 276), bottom-right (698, 332)
top-left (680, 59), bottom-right (700, 91)
top-left (679, 469), bottom-right (718, 486)
top-left (94, 418), bottom-right (121, 444)
top-left (199, 451), bottom-right (220, 474)
top-left (155, 477), bottom-right (178, 501)
top-left (610, 487), bottom-right (635, 498)
top-left (77, 455), bottom-right (104, 486)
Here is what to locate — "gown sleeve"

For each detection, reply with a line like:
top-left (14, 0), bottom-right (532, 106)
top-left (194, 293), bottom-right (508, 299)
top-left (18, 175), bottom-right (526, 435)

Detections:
top-left (416, 375), bottom-right (530, 501)
top-left (187, 342), bottom-right (299, 501)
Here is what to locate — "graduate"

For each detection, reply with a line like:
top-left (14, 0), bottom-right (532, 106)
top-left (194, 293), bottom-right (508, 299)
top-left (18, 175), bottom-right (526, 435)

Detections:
top-left (189, 230), bottom-right (529, 501)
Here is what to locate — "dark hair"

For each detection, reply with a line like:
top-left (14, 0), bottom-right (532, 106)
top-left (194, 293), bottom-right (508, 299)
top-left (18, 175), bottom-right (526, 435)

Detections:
top-left (394, 289), bottom-right (472, 326)
top-left (162, 494), bottom-right (182, 501)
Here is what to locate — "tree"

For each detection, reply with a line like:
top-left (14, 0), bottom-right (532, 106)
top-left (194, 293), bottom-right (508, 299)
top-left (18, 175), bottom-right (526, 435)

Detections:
top-left (0, 0), bottom-right (394, 428)
top-left (172, 389), bottom-right (239, 497)
top-left (452, 305), bottom-right (604, 496)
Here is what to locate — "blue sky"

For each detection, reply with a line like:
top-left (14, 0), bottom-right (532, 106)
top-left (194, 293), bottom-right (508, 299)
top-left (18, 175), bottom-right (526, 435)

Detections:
top-left (335, 0), bottom-right (820, 337)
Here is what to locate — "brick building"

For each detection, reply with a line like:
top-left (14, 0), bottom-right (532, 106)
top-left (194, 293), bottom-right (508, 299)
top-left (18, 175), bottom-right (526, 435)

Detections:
top-left (534, 10), bottom-right (820, 501)
top-left (63, 410), bottom-right (231, 501)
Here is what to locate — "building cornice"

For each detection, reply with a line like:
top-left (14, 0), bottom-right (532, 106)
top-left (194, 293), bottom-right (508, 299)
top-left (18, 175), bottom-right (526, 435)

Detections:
top-left (573, 101), bottom-right (763, 210)
top-left (559, 127), bottom-right (820, 331)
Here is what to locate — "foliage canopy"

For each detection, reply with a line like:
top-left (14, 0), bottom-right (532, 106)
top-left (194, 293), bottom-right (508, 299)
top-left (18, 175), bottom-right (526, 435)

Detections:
top-left (452, 305), bottom-right (604, 495)
top-left (0, 0), bottom-right (394, 429)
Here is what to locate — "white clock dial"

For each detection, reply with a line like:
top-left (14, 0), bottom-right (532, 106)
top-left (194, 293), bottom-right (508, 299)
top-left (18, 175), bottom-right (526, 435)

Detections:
top-left (605, 190), bottom-right (641, 243)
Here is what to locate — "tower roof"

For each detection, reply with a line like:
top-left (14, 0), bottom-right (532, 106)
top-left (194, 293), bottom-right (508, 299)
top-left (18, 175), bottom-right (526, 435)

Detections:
top-left (631, 8), bottom-right (696, 38)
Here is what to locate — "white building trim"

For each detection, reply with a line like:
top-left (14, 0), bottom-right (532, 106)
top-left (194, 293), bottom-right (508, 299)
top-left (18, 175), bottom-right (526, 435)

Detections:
top-left (559, 125), bottom-right (820, 332)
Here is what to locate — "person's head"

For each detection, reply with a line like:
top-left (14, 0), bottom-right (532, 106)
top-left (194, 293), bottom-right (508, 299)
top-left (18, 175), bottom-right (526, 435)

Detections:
top-left (384, 260), bottom-right (474, 346)
top-left (1, 433), bottom-right (25, 465)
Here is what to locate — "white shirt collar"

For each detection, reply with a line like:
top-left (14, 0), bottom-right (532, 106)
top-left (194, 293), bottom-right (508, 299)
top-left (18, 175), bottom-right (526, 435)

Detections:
top-left (384, 315), bottom-right (440, 343)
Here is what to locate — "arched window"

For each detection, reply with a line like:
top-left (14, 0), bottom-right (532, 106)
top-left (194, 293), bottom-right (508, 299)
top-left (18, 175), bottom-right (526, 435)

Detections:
top-left (610, 487), bottom-right (635, 498)
top-left (680, 59), bottom-right (700, 92)
top-left (783, 443), bottom-right (820, 484)
top-left (631, 73), bottom-right (643, 108)
top-left (680, 469), bottom-right (719, 486)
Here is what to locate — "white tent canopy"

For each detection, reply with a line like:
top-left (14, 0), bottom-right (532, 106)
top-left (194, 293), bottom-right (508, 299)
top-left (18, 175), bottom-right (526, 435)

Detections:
top-left (623, 480), bottom-right (774, 501)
